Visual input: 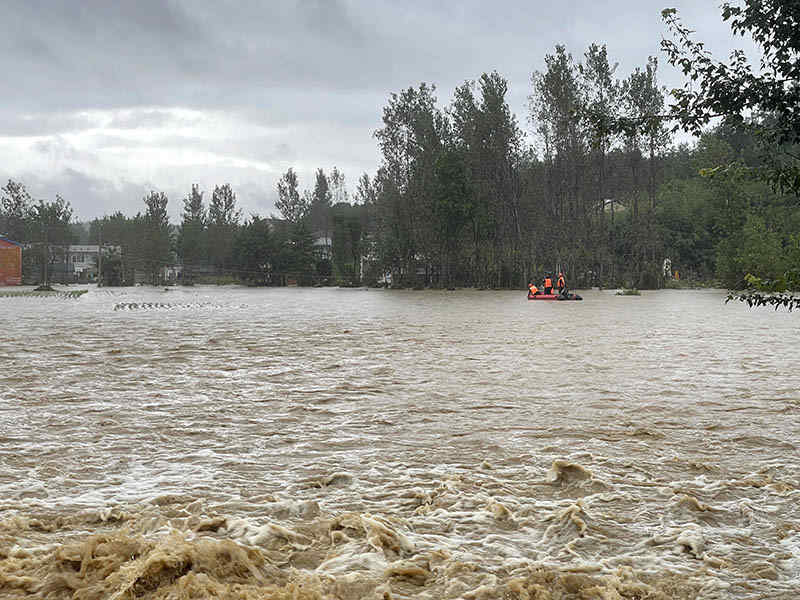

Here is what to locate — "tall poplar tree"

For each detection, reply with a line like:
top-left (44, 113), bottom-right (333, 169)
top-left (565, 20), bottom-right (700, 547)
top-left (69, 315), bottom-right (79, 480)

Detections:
top-left (31, 195), bottom-right (73, 286)
top-left (234, 215), bottom-right (273, 285)
top-left (1, 180), bottom-right (33, 243)
top-left (275, 168), bottom-right (314, 283)
top-left (308, 168), bottom-right (332, 242)
top-left (275, 168), bottom-right (308, 224)
top-left (207, 183), bottom-right (241, 273)
top-left (142, 191), bottom-right (171, 285)
top-left (374, 83), bottom-right (446, 285)
top-left (178, 184), bottom-right (207, 284)
top-left (530, 46), bottom-right (587, 231)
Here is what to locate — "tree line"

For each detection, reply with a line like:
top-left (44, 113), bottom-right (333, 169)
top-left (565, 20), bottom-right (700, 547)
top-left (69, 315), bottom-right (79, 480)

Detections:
top-left (83, 181), bottom-right (351, 286)
top-left (0, 180), bottom-right (73, 286)
top-left (2, 3), bottom-right (798, 296)
top-left (0, 176), bottom-right (368, 287)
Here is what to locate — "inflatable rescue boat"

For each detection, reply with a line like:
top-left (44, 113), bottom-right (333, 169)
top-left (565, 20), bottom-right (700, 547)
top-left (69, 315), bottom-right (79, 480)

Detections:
top-left (528, 292), bottom-right (582, 301)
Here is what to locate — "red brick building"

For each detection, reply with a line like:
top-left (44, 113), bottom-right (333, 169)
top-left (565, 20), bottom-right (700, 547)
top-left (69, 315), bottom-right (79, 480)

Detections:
top-left (0, 237), bottom-right (22, 286)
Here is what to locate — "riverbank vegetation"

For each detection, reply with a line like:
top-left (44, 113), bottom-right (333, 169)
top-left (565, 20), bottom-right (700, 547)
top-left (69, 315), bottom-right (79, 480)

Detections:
top-left (1, 2), bottom-right (797, 302)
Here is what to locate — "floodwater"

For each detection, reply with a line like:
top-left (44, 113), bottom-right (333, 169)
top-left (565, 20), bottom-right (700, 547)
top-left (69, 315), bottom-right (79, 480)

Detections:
top-left (0, 286), bottom-right (798, 599)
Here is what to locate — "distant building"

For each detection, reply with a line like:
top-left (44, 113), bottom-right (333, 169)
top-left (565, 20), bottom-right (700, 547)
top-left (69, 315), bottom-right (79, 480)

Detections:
top-left (603, 198), bottom-right (627, 212)
top-left (0, 236), bottom-right (23, 286)
top-left (66, 245), bottom-right (101, 280)
top-left (45, 244), bottom-right (120, 283)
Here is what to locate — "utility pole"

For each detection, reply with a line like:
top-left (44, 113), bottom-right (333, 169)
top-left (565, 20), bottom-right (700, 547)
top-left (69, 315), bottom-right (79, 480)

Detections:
top-left (98, 223), bottom-right (103, 286)
top-left (41, 217), bottom-right (49, 288)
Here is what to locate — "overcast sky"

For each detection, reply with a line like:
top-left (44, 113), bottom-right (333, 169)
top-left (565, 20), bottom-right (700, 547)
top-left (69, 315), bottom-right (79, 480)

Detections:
top-left (0, 1), bottom-right (753, 222)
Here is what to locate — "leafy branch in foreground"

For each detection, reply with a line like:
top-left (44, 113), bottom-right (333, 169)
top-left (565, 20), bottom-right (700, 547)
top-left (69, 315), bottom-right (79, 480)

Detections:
top-left (726, 272), bottom-right (800, 311)
top-left (661, 2), bottom-right (800, 196)
top-left (657, 2), bottom-right (800, 309)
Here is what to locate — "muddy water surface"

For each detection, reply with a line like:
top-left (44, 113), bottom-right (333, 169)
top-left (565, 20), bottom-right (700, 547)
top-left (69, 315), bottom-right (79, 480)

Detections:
top-left (1, 286), bottom-right (798, 599)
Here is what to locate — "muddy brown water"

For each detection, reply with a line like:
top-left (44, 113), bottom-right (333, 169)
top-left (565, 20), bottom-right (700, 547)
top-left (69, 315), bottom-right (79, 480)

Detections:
top-left (0, 286), bottom-right (798, 599)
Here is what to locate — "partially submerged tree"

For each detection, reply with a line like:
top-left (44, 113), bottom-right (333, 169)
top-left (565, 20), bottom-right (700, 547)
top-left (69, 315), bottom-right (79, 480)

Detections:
top-left (178, 184), bottom-right (207, 284)
top-left (31, 195), bottom-right (73, 287)
top-left (142, 191), bottom-right (172, 285)
top-left (374, 83), bottom-right (446, 286)
top-left (208, 184), bottom-right (241, 273)
top-left (234, 215), bottom-right (273, 285)
top-left (308, 168), bottom-right (332, 242)
top-left (274, 168), bottom-right (314, 283)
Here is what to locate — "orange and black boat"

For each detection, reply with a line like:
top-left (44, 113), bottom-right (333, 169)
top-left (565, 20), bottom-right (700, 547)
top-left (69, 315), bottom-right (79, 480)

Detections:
top-left (527, 292), bottom-right (582, 301)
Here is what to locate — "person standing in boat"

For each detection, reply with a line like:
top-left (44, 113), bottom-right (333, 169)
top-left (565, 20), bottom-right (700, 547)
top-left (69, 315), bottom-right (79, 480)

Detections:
top-left (557, 272), bottom-right (566, 295)
top-left (543, 274), bottom-right (553, 295)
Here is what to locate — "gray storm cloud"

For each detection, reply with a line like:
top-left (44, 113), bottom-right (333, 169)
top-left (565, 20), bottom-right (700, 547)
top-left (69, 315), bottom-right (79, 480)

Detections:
top-left (0, 0), bottom-right (747, 220)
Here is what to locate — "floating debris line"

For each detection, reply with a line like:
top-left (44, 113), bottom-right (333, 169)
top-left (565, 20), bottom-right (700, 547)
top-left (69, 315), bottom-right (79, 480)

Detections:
top-left (113, 301), bottom-right (246, 311)
top-left (0, 289), bottom-right (88, 299)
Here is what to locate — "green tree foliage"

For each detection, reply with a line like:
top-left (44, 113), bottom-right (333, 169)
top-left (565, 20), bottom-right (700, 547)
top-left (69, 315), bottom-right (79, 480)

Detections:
top-left (662, 3), bottom-right (800, 192)
top-left (273, 169), bottom-right (320, 284)
top-left (5, 4), bottom-right (797, 295)
top-left (371, 75), bottom-right (524, 287)
top-left (142, 191), bottom-right (172, 285)
top-left (233, 215), bottom-right (273, 285)
top-left (579, 44), bottom-right (620, 221)
top-left (619, 58), bottom-right (670, 283)
top-left (470, 72), bottom-right (524, 287)
top-left (1, 181), bottom-right (74, 285)
top-left (308, 168), bottom-right (332, 240)
top-left (622, 57), bottom-right (669, 212)
top-left (355, 173), bottom-right (378, 207)
top-left (178, 184), bottom-right (207, 284)
top-left (278, 220), bottom-right (315, 285)
top-left (89, 212), bottom-right (138, 285)
top-left (529, 48), bottom-right (596, 281)
top-left (30, 195), bottom-right (74, 286)
top-left (353, 173), bottom-right (380, 281)
top-left (331, 202), bottom-right (363, 284)
top-left (717, 215), bottom-right (786, 285)
top-left (207, 183), bottom-right (241, 273)
top-left (661, 1), bottom-right (800, 308)
top-left (0, 179), bottom-right (33, 242)
top-left (374, 83), bottom-right (446, 285)
top-left (275, 168), bottom-right (308, 224)
top-left (433, 148), bottom-right (471, 287)
top-left (655, 179), bottom-right (716, 277)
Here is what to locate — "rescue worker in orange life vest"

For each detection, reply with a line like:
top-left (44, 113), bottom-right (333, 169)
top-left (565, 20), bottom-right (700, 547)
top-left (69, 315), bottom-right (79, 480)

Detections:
top-left (528, 281), bottom-right (539, 296)
top-left (543, 274), bottom-right (553, 295)
top-left (557, 272), bottom-right (566, 294)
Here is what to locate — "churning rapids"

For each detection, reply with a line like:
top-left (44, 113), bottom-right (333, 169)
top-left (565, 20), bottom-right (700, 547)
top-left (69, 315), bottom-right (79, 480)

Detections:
top-left (1, 286), bottom-right (798, 599)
